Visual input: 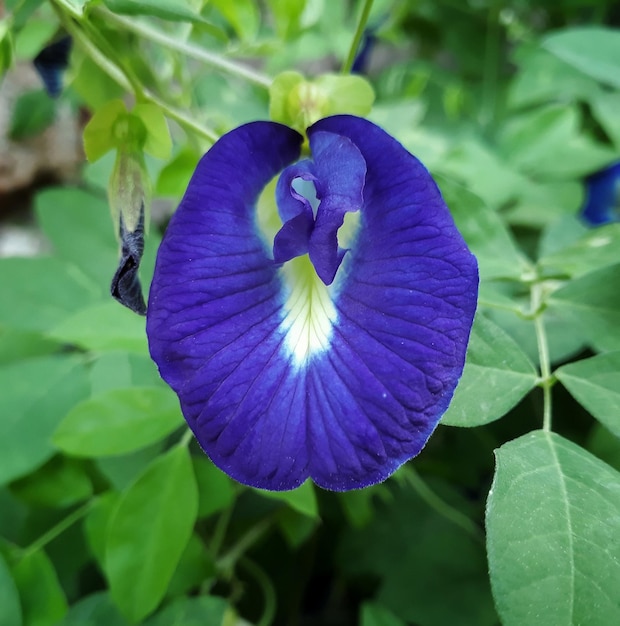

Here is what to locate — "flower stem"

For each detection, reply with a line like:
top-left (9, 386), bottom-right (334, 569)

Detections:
top-left (341, 0), bottom-right (375, 74)
top-left (532, 282), bottom-right (553, 431)
top-left (95, 8), bottom-right (272, 89)
top-left (21, 500), bottom-right (95, 559)
top-left (239, 557), bottom-right (276, 626)
top-left (403, 468), bottom-right (483, 543)
top-left (217, 518), bottom-right (272, 572)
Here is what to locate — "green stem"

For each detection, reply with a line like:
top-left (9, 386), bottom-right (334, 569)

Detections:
top-left (209, 504), bottom-right (234, 558)
top-left (217, 518), bottom-right (272, 572)
top-left (179, 428), bottom-right (195, 447)
top-left (21, 500), bottom-right (95, 559)
top-left (532, 283), bottom-right (553, 431)
top-left (404, 468), bottom-right (483, 543)
top-left (96, 9), bottom-right (272, 89)
top-left (239, 557), bottom-right (276, 626)
top-left (341, 0), bottom-right (375, 74)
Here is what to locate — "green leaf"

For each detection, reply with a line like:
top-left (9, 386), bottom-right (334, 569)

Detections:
top-left (548, 264), bottom-right (620, 352)
top-left (9, 89), bottom-right (56, 140)
top-left (442, 315), bottom-right (538, 427)
top-left (11, 550), bottom-right (68, 626)
top-left (133, 104), bottom-right (172, 160)
top-left (166, 533), bottom-right (216, 597)
top-left (436, 176), bottom-right (528, 280)
top-left (48, 301), bottom-right (148, 354)
top-left (360, 602), bottom-right (407, 626)
top-left (13, 18), bottom-right (57, 60)
top-left (105, 445), bottom-right (198, 622)
top-left (0, 257), bottom-right (100, 333)
top-left (0, 328), bottom-right (59, 366)
top-left (543, 27), bottom-right (620, 89)
top-left (89, 352), bottom-right (164, 395)
top-left (155, 147), bottom-right (200, 198)
top-left (142, 596), bottom-right (229, 626)
top-left (0, 356), bottom-right (89, 485)
top-left (487, 430), bottom-right (620, 626)
top-left (58, 592), bottom-right (129, 626)
top-left (84, 492), bottom-right (120, 571)
top-left (95, 443), bottom-right (165, 492)
top-left (53, 387), bottom-right (183, 457)
top-left (83, 99), bottom-right (127, 162)
top-left (209, 0), bottom-right (259, 40)
top-left (556, 352), bottom-right (620, 438)
top-left (193, 456), bottom-right (236, 519)
top-left (0, 552), bottom-right (22, 626)
top-left (254, 480), bottom-right (318, 517)
top-left (591, 91), bottom-right (620, 149)
top-left (35, 187), bottom-right (118, 290)
top-left (540, 223), bottom-right (620, 279)
top-left (10, 457), bottom-right (92, 508)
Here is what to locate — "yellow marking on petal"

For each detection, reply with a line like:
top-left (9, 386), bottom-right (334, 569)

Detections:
top-left (280, 255), bottom-right (337, 367)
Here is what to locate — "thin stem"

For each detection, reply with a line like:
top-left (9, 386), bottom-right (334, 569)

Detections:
top-left (342, 0), bottom-right (375, 74)
top-left (404, 468), bottom-right (483, 543)
top-left (96, 9), bottom-right (272, 89)
top-left (217, 518), bottom-right (272, 572)
top-left (179, 428), bottom-right (195, 447)
top-left (239, 557), bottom-right (276, 626)
top-left (21, 500), bottom-right (95, 559)
top-left (532, 283), bottom-right (553, 431)
top-left (209, 504), bottom-right (234, 558)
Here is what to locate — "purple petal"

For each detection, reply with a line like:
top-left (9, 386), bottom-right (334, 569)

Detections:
top-left (147, 116), bottom-right (478, 491)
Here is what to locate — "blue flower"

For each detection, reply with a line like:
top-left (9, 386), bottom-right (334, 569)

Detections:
top-left (33, 36), bottom-right (72, 98)
top-left (146, 115), bottom-right (478, 491)
top-left (581, 161), bottom-right (620, 226)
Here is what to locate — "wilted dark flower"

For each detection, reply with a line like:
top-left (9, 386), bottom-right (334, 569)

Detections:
top-left (146, 115), bottom-right (478, 491)
top-left (33, 36), bottom-right (72, 98)
top-left (581, 161), bottom-right (620, 226)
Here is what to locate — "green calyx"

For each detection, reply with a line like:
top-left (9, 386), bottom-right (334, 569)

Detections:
top-left (269, 71), bottom-right (375, 139)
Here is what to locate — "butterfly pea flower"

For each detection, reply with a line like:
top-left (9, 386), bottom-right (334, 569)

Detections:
top-left (146, 115), bottom-right (478, 491)
top-left (581, 161), bottom-right (620, 226)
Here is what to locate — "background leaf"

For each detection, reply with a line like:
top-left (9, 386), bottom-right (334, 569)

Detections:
top-left (487, 430), bottom-right (620, 626)
top-left (0, 552), bottom-right (22, 626)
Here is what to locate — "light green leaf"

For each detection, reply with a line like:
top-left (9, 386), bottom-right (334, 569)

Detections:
top-left (48, 301), bottom-right (148, 353)
top-left (539, 222), bottom-right (620, 279)
top-left (83, 99), bottom-right (127, 162)
top-left (254, 480), bottom-right (318, 517)
top-left (193, 456), bottom-right (236, 519)
top-left (13, 19), bottom-right (57, 60)
top-left (0, 552), bottom-right (22, 626)
top-left (35, 187), bottom-right (118, 290)
top-left (316, 73), bottom-right (375, 117)
top-left (543, 27), bottom-right (620, 89)
top-left (0, 257), bottom-right (100, 332)
top-left (95, 443), bottom-right (165, 492)
top-left (436, 176), bottom-right (528, 280)
top-left (442, 315), bottom-right (538, 427)
top-left (487, 430), bottom-right (620, 626)
top-left (209, 0), bottom-right (259, 40)
top-left (11, 550), bottom-right (68, 626)
top-left (105, 445), bottom-right (198, 622)
top-left (89, 352), bottom-right (164, 395)
top-left (84, 492), bottom-right (121, 571)
top-left (591, 91), bottom-right (620, 149)
top-left (155, 147), bottom-right (199, 198)
top-left (133, 104), bottom-right (172, 160)
top-left (548, 264), bottom-right (620, 352)
top-left (53, 387), bottom-right (183, 457)
top-left (0, 356), bottom-right (89, 485)
top-left (556, 352), bottom-right (620, 438)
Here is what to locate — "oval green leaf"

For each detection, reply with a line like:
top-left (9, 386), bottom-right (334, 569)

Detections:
top-left (442, 314), bottom-right (538, 427)
top-left (487, 430), bottom-right (620, 626)
top-left (53, 387), bottom-right (183, 457)
top-left (105, 445), bottom-right (198, 622)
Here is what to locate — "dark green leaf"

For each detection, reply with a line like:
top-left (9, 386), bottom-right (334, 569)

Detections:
top-left (442, 315), bottom-right (538, 427)
top-left (360, 603), bottom-right (407, 626)
top-left (53, 387), bottom-right (183, 457)
top-left (105, 445), bottom-right (198, 621)
top-left (254, 480), bottom-right (318, 517)
top-left (0, 356), bottom-right (89, 485)
top-left (487, 430), bottom-right (620, 626)
top-left (58, 592), bottom-right (129, 626)
top-left (142, 596), bottom-right (229, 626)
top-left (193, 456), bottom-right (236, 519)
top-left (9, 89), bottom-right (55, 140)
top-left (0, 552), bottom-right (22, 626)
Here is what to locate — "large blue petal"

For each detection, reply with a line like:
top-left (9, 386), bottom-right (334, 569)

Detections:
top-left (147, 116), bottom-right (478, 491)
top-left (581, 161), bottom-right (620, 226)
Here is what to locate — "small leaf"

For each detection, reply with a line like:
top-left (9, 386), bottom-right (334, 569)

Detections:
top-left (0, 356), bottom-right (89, 485)
top-left (105, 445), bottom-right (198, 622)
top-left (487, 430), bottom-right (620, 626)
top-left (9, 89), bottom-right (56, 140)
top-left (442, 315), bottom-right (538, 427)
top-left (556, 352), bottom-right (620, 438)
top-left (254, 480), bottom-right (318, 517)
top-left (57, 592), bottom-right (129, 626)
top-left (543, 27), bottom-right (620, 89)
top-left (548, 264), bottom-right (620, 352)
top-left (53, 387), bottom-right (183, 457)
top-left (83, 99), bottom-right (127, 162)
top-left (11, 550), bottom-right (68, 626)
